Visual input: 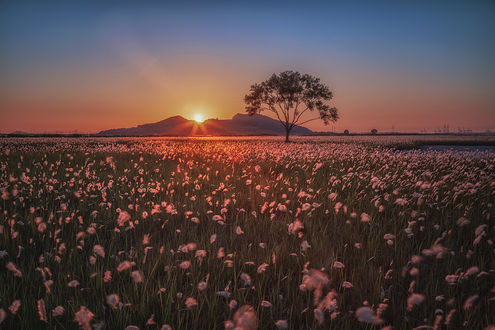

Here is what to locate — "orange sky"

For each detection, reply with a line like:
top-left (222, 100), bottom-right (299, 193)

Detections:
top-left (1, 1), bottom-right (494, 133)
top-left (2, 60), bottom-right (493, 134)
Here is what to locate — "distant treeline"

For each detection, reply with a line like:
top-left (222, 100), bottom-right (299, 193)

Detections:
top-left (307, 132), bottom-right (495, 137)
top-left (1, 132), bottom-right (494, 138)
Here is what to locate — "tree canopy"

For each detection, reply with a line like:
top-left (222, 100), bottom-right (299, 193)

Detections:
top-left (244, 70), bottom-right (338, 141)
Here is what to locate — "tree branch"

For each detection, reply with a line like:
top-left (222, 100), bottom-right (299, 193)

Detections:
top-left (297, 117), bottom-right (321, 126)
top-left (291, 100), bottom-right (300, 125)
top-left (269, 104), bottom-right (287, 128)
top-left (292, 107), bottom-right (309, 125)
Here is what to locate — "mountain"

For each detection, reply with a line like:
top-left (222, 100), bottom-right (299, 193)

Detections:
top-left (98, 116), bottom-right (190, 136)
top-left (9, 130), bottom-right (33, 135)
top-left (98, 113), bottom-right (313, 136)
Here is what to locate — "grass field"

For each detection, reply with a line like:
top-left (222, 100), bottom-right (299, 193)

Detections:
top-left (1, 136), bottom-right (494, 329)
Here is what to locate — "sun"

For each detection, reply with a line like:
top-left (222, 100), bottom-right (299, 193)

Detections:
top-left (193, 113), bottom-right (205, 123)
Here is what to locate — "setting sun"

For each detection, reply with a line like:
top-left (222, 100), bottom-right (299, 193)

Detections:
top-left (193, 113), bottom-right (205, 123)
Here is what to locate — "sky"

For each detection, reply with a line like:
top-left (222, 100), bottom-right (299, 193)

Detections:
top-left (1, 0), bottom-right (494, 133)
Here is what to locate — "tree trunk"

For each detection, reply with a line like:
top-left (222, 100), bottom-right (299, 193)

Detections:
top-left (285, 128), bottom-right (290, 142)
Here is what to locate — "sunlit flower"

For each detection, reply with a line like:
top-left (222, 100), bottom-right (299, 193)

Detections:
top-left (116, 211), bottom-right (131, 227)
top-left (179, 261), bottom-right (191, 270)
top-left (229, 300), bottom-right (238, 310)
top-left (37, 299), bottom-right (47, 322)
top-left (301, 240), bottom-right (311, 251)
top-left (261, 300), bottom-right (272, 307)
top-left (74, 306), bottom-right (94, 330)
top-left (233, 305), bottom-right (258, 330)
top-left (51, 305), bottom-right (64, 317)
top-left (210, 234), bottom-right (217, 244)
top-left (131, 270), bottom-right (144, 283)
top-left (9, 300), bottom-right (21, 315)
top-left (93, 245), bottom-right (105, 258)
top-left (68, 280), bottom-right (80, 288)
top-left (241, 273), bottom-right (252, 286)
top-left (456, 217), bottom-right (470, 227)
top-left (185, 297), bottom-right (198, 308)
top-left (463, 295), bottom-right (478, 310)
top-left (117, 261), bottom-right (135, 272)
top-left (288, 219), bottom-right (304, 235)
top-left (104, 270), bottom-right (112, 282)
top-left (257, 263), bottom-right (269, 274)
top-left (106, 294), bottom-right (120, 309)
top-left (360, 213), bottom-right (371, 223)
top-left (6, 262), bottom-right (22, 277)
top-left (407, 293), bottom-right (425, 311)
top-left (0, 309), bottom-right (6, 324)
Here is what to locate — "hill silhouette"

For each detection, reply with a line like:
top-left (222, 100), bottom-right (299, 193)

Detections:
top-left (98, 113), bottom-right (313, 136)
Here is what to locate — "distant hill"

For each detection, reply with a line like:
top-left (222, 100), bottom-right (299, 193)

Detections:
top-left (98, 113), bottom-right (313, 136)
top-left (9, 130), bottom-right (33, 135)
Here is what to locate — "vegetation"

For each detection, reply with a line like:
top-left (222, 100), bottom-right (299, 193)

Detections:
top-left (0, 137), bottom-right (493, 329)
top-left (244, 71), bottom-right (338, 142)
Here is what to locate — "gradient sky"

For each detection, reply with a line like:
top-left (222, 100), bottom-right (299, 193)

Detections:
top-left (1, 0), bottom-right (494, 133)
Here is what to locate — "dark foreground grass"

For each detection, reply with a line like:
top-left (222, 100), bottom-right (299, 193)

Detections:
top-left (0, 138), bottom-right (494, 329)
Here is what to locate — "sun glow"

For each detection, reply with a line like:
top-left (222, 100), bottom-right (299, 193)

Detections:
top-left (193, 113), bottom-right (205, 123)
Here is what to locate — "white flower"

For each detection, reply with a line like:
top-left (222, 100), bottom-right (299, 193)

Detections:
top-left (275, 320), bottom-right (288, 329)
top-left (179, 261), bottom-right (191, 270)
top-left (360, 213), bottom-right (371, 222)
top-left (260, 300), bottom-right (272, 307)
top-left (106, 294), bottom-right (120, 309)
top-left (301, 240), bottom-right (311, 251)
top-left (241, 273), bottom-right (252, 286)
top-left (74, 306), bottom-right (94, 330)
top-left (185, 297), bottom-right (198, 308)
top-left (93, 245), bottom-right (105, 258)
top-left (233, 305), bottom-right (258, 330)
top-left (355, 306), bottom-right (383, 324)
top-left (131, 270), bottom-right (144, 283)
top-left (407, 293), bottom-right (425, 311)
top-left (68, 280), bottom-right (79, 288)
top-left (257, 263), bottom-right (269, 274)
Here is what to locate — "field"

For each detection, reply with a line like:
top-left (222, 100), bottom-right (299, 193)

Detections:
top-left (1, 136), bottom-right (494, 329)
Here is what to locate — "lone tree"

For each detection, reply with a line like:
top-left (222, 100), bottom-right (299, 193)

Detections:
top-left (244, 70), bottom-right (338, 142)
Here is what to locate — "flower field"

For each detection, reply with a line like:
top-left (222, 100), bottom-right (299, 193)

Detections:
top-left (0, 137), bottom-right (494, 329)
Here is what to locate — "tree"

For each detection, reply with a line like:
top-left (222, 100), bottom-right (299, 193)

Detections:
top-left (244, 71), bottom-right (338, 142)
